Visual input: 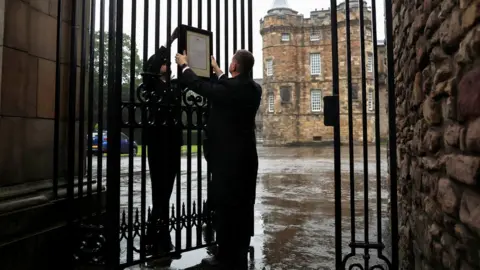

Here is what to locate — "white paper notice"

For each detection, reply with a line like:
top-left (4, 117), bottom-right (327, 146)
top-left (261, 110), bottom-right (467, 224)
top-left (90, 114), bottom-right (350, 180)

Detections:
top-left (187, 32), bottom-right (208, 70)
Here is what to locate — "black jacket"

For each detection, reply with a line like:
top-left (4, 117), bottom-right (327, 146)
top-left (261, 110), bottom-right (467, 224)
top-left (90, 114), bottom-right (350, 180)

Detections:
top-left (143, 47), bottom-right (183, 146)
top-left (179, 69), bottom-right (262, 205)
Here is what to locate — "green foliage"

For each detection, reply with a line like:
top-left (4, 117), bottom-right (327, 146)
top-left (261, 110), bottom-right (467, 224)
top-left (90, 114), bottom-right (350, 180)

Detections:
top-left (91, 31), bottom-right (143, 126)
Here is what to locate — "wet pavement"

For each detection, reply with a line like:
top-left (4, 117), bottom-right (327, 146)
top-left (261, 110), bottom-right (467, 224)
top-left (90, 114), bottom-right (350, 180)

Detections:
top-left (91, 145), bottom-right (392, 269)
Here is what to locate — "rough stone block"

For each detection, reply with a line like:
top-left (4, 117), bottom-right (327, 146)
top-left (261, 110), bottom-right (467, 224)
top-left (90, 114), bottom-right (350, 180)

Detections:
top-left (446, 155), bottom-right (480, 185)
top-left (423, 97), bottom-right (442, 125)
top-left (444, 123), bottom-right (464, 148)
top-left (461, 0), bottom-right (480, 31)
top-left (466, 117), bottom-right (480, 152)
top-left (437, 178), bottom-right (462, 215)
top-left (423, 128), bottom-right (442, 153)
top-left (458, 67), bottom-right (480, 120)
top-left (460, 190), bottom-right (480, 235)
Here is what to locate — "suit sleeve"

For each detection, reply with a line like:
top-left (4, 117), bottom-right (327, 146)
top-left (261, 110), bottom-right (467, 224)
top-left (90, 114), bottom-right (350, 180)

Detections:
top-left (180, 68), bottom-right (233, 102)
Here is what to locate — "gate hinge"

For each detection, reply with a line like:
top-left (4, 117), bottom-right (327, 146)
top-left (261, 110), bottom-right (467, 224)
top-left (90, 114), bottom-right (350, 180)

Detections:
top-left (323, 95), bottom-right (339, 127)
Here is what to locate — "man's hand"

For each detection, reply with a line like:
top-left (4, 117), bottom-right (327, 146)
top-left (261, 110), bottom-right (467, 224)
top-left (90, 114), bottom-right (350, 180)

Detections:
top-left (211, 56), bottom-right (223, 76)
top-left (175, 50), bottom-right (188, 66)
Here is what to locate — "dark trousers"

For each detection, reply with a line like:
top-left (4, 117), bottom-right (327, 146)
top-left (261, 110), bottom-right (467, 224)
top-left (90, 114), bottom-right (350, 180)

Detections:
top-left (146, 128), bottom-right (181, 248)
top-left (213, 203), bottom-right (253, 269)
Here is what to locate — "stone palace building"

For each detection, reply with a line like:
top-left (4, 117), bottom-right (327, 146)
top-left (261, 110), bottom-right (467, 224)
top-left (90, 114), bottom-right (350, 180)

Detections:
top-left (259, 0), bottom-right (388, 145)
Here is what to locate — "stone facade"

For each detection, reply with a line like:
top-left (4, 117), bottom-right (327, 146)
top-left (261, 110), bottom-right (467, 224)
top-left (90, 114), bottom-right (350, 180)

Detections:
top-left (260, 1), bottom-right (389, 145)
top-left (0, 0), bottom-right (85, 187)
top-left (393, 0), bottom-right (480, 268)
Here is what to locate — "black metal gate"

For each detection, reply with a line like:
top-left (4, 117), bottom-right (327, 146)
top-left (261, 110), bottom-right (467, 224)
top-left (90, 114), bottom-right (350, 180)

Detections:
top-left (323, 0), bottom-right (398, 269)
top-left (57, 0), bottom-right (254, 269)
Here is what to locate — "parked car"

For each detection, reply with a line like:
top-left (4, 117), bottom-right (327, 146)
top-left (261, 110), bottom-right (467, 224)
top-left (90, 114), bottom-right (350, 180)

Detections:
top-left (91, 132), bottom-right (138, 156)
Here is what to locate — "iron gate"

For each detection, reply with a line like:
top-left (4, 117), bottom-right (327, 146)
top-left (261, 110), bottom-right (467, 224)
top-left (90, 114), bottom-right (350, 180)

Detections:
top-left (57, 0), bottom-right (254, 268)
top-left (56, 0), bottom-right (398, 269)
top-left (323, 0), bottom-right (398, 269)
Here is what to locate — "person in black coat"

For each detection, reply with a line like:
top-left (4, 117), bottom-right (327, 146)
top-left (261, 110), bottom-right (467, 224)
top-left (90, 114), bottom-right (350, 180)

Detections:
top-left (143, 40), bottom-right (182, 255)
top-left (176, 49), bottom-right (261, 269)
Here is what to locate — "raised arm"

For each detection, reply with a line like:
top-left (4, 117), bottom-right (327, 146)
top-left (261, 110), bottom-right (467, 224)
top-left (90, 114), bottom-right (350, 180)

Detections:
top-left (179, 67), bottom-right (233, 102)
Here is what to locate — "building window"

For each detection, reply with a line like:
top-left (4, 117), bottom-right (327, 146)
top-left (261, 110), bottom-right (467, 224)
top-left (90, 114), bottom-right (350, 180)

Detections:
top-left (280, 86), bottom-right (291, 103)
top-left (281, 33), bottom-right (290, 41)
top-left (310, 29), bottom-right (321, 41)
top-left (266, 59), bottom-right (273, 76)
top-left (351, 84), bottom-right (359, 100)
top-left (310, 53), bottom-right (321, 75)
top-left (268, 93), bottom-right (274, 112)
top-left (367, 53), bottom-right (373, 72)
top-left (311, 90), bottom-right (323, 112)
top-left (368, 88), bottom-right (374, 111)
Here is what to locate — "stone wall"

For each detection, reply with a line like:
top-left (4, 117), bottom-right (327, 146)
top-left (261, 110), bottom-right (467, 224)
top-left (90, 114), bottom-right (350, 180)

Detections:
top-left (393, 0), bottom-right (480, 268)
top-left (261, 5), bottom-right (389, 145)
top-left (0, 0), bottom-right (85, 187)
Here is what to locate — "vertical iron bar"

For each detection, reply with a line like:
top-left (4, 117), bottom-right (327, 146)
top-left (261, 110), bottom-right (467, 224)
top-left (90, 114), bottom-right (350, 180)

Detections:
top-left (140, 0), bottom-right (149, 261)
top-left (66, 0), bottom-right (78, 268)
top-left (186, 0), bottom-right (194, 250)
top-left (207, 0), bottom-right (211, 31)
top-left (176, 0), bottom-right (183, 252)
top-left (198, 0), bottom-right (202, 28)
top-left (78, 0), bottom-right (88, 200)
top-left (97, 0), bottom-right (106, 219)
top-left (247, 0), bottom-right (252, 78)
top-left (215, 0), bottom-right (220, 67)
top-left (370, 0), bottom-right (383, 254)
top-left (223, 0), bottom-right (229, 72)
top-left (53, 0), bottom-right (63, 200)
top-left (329, 0), bottom-right (341, 268)
top-left (196, 0), bottom-right (204, 246)
top-left (188, 0), bottom-right (193, 26)
top-left (166, 0), bottom-right (173, 252)
top-left (52, 0), bottom-right (62, 199)
top-left (241, 0), bottom-right (245, 49)
top-left (155, 0), bottom-right (160, 50)
top-left (87, 0), bottom-right (96, 197)
top-left (233, 0), bottom-right (237, 53)
top-left (106, 0), bottom-right (121, 266)
top-left (345, 0), bottom-right (356, 256)
top-left (127, 0), bottom-right (137, 263)
top-left (358, 1), bottom-right (370, 268)
top-left (385, 0), bottom-right (399, 266)
top-left (224, 0), bottom-right (229, 73)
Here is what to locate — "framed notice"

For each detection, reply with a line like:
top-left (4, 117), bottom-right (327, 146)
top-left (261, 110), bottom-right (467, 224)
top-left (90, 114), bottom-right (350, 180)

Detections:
top-left (178, 25), bottom-right (213, 79)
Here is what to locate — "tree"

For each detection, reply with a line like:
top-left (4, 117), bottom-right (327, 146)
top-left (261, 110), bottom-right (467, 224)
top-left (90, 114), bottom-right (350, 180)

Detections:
top-left (91, 31), bottom-right (143, 126)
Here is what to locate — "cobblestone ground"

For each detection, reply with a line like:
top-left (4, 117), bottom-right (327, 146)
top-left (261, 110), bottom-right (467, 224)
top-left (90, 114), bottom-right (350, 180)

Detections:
top-left (91, 145), bottom-right (392, 269)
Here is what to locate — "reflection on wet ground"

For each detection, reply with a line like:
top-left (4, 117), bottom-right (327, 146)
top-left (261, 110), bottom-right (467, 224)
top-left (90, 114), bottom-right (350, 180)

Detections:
top-left (92, 145), bottom-right (392, 269)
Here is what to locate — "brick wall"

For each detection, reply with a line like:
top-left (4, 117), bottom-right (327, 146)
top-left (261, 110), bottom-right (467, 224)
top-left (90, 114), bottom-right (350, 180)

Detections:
top-left (393, 0), bottom-right (480, 268)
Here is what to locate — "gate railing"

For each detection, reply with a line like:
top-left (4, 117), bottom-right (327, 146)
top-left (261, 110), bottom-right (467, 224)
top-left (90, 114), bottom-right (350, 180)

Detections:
top-left (56, 0), bottom-right (254, 268)
top-left (323, 0), bottom-right (398, 269)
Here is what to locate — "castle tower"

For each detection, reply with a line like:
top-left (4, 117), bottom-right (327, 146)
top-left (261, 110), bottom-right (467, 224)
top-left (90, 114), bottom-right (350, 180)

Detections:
top-left (260, 1), bottom-right (385, 146)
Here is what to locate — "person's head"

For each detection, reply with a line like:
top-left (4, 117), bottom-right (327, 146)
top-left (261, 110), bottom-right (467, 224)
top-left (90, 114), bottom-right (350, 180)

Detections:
top-left (229, 50), bottom-right (255, 77)
top-left (160, 64), bottom-right (167, 74)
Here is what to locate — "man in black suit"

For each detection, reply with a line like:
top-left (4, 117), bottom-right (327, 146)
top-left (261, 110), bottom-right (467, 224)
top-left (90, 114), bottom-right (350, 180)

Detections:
top-left (176, 49), bottom-right (261, 269)
top-left (143, 44), bottom-right (182, 255)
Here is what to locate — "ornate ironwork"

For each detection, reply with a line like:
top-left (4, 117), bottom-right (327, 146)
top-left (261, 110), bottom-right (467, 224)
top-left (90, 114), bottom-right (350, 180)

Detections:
top-left (73, 223), bottom-right (106, 265)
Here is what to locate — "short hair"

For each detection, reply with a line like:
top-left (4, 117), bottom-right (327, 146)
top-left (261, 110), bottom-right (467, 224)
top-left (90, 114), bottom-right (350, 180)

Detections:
top-left (233, 50), bottom-right (255, 74)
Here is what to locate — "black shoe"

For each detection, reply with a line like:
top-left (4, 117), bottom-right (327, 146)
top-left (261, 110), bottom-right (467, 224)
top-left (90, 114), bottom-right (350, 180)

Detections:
top-left (206, 244), bottom-right (219, 256)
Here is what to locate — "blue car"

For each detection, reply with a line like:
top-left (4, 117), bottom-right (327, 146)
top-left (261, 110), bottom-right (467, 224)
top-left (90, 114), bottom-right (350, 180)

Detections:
top-left (91, 132), bottom-right (138, 156)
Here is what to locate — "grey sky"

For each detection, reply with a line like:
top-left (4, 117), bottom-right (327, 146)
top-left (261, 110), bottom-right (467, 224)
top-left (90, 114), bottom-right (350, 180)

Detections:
top-left (94, 0), bottom-right (386, 78)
